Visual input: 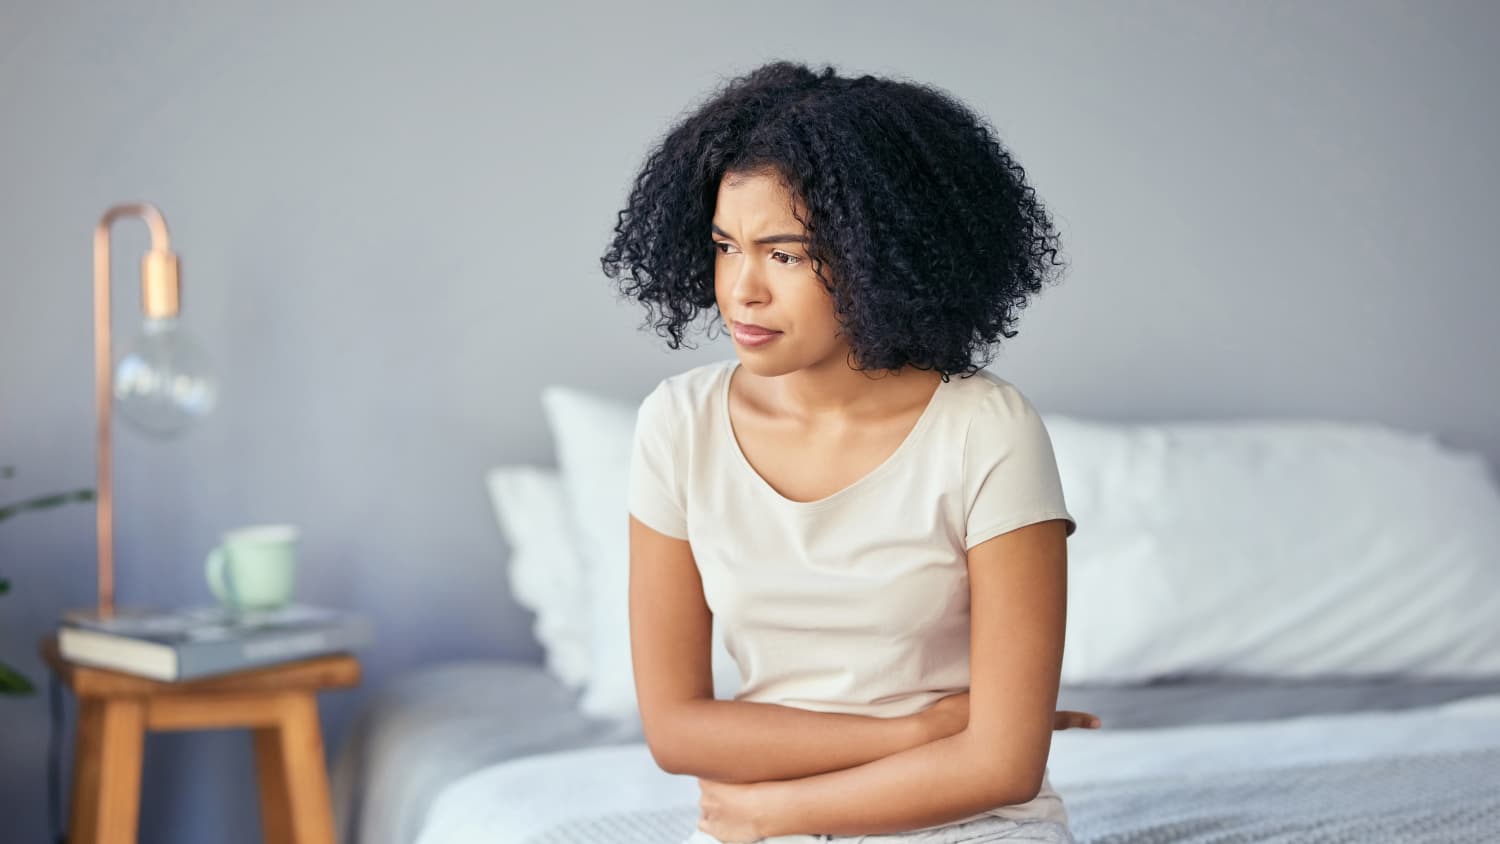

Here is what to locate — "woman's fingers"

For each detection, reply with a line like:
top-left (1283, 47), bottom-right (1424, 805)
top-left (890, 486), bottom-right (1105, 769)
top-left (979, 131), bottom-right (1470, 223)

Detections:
top-left (1053, 710), bottom-right (1103, 729)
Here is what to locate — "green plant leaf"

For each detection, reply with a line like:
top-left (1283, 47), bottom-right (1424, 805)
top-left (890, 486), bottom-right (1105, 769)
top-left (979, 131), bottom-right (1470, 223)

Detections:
top-left (0, 660), bottom-right (35, 695)
top-left (0, 577), bottom-right (8, 595)
top-left (0, 488), bottom-right (95, 525)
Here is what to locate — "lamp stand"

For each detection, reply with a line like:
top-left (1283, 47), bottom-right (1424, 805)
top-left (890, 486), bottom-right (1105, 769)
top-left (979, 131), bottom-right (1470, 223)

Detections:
top-left (92, 203), bottom-right (181, 618)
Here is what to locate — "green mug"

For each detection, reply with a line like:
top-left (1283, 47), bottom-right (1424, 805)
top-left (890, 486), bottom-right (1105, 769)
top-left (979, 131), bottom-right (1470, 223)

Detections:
top-left (205, 524), bottom-right (299, 610)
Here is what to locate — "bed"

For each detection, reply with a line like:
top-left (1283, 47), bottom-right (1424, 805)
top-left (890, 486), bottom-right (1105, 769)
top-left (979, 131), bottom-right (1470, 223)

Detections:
top-left (334, 375), bottom-right (1500, 843)
top-left (334, 662), bottom-right (1500, 843)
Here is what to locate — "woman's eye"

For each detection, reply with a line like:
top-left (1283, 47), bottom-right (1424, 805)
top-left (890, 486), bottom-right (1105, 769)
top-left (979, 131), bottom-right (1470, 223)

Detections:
top-left (712, 241), bottom-right (798, 266)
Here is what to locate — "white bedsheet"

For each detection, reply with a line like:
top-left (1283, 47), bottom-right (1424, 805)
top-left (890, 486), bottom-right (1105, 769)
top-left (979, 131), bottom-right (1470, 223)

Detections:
top-left (414, 692), bottom-right (1500, 844)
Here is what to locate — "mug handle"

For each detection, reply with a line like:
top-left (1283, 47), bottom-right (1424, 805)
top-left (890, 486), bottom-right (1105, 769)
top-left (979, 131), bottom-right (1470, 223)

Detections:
top-left (205, 545), bottom-right (238, 608)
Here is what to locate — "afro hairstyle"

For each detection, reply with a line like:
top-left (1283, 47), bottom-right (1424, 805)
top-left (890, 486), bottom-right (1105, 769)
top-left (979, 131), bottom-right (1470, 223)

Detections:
top-left (600, 59), bottom-right (1067, 380)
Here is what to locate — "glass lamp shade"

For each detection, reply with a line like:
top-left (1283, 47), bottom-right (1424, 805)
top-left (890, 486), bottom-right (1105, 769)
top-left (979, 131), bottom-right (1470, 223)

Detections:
top-left (112, 315), bottom-right (217, 438)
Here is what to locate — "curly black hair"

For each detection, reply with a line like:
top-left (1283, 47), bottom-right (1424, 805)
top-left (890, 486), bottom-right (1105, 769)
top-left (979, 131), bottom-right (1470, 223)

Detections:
top-left (600, 59), bottom-right (1067, 380)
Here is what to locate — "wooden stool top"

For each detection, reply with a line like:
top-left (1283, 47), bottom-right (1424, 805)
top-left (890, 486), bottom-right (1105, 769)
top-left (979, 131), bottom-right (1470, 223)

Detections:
top-left (39, 634), bottom-right (361, 698)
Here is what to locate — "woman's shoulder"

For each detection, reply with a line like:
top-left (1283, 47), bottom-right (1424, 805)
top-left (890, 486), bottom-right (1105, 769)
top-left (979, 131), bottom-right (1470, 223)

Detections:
top-left (639, 358), bottom-right (734, 426)
top-left (660, 357), bottom-right (734, 390)
top-left (654, 358), bottom-right (735, 401)
top-left (946, 367), bottom-right (1045, 424)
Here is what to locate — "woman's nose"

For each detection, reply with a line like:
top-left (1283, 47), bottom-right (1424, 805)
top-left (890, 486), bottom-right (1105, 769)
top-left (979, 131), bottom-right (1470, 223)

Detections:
top-left (729, 262), bottom-right (769, 305)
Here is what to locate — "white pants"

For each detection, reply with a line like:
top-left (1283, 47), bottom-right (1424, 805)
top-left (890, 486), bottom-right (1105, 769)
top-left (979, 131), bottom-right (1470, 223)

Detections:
top-left (684, 816), bottom-right (1076, 844)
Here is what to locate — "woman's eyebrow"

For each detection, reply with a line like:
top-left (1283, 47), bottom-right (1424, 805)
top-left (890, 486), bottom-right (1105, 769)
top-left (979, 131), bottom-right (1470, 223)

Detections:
top-left (711, 223), bottom-right (808, 245)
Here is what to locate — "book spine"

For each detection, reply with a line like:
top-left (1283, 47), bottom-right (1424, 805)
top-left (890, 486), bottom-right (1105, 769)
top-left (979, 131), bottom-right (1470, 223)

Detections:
top-left (176, 620), bottom-right (374, 680)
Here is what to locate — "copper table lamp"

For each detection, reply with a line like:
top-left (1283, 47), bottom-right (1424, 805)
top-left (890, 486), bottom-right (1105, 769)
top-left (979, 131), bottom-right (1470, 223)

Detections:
top-left (89, 203), bottom-right (217, 618)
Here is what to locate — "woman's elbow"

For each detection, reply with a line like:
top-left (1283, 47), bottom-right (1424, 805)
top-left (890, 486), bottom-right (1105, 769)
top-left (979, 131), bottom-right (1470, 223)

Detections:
top-left (986, 763), bottom-right (1048, 808)
top-left (998, 772), bottom-right (1046, 807)
top-left (965, 734), bottom-right (1048, 807)
top-left (641, 716), bottom-right (683, 774)
top-left (648, 740), bottom-right (683, 775)
top-left (642, 698), bottom-right (710, 775)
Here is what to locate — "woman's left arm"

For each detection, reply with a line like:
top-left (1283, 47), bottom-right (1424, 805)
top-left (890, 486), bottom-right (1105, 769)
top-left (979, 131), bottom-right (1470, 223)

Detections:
top-left (706, 518), bottom-right (1069, 841)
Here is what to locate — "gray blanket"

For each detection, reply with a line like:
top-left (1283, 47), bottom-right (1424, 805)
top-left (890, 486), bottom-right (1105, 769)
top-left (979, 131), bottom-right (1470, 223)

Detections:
top-left (335, 660), bottom-right (1500, 844)
top-left (522, 747), bottom-right (1500, 843)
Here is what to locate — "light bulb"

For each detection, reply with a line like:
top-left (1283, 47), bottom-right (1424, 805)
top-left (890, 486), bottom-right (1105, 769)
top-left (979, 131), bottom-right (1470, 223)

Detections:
top-left (113, 315), bottom-right (217, 438)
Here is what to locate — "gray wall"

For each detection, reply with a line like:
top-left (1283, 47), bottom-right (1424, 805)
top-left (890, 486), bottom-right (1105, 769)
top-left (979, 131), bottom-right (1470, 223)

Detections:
top-left (2, 1), bottom-right (1496, 842)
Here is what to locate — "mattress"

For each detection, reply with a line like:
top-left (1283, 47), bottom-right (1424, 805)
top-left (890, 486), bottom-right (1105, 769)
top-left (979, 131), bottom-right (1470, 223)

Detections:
top-left (333, 660), bottom-right (1500, 844)
top-left (418, 713), bottom-right (1500, 844)
top-left (332, 660), bottom-right (640, 844)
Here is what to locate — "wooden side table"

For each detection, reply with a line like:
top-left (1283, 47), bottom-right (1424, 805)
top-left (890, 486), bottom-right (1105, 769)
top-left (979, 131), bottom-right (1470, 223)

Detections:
top-left (40, 635), bottom-right (361, 844)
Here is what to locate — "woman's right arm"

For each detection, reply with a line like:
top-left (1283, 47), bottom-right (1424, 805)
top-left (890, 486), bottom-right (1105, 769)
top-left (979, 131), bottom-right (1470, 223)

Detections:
top-left (629, 515), bottom-right (934, 784)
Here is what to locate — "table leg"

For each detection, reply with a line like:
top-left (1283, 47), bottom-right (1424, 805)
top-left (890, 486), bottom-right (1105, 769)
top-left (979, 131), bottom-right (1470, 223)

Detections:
top-left (252, 722), bottom-right (294, 844)
top-left (253, 691), bottom-right (335, 844)
top-left (69, 696), bottom-right (145, 844)
top-left (68, 699), bottom-right (104, 844)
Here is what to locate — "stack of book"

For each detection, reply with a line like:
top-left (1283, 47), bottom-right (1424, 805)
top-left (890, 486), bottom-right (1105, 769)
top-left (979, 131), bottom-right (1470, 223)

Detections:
top-left (57, 603), bottom-right (375, 682)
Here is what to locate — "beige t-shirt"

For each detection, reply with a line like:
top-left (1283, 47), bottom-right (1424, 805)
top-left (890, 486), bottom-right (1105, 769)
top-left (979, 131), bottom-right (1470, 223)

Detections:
top-left (628, 358), bottom-right (1078, 829)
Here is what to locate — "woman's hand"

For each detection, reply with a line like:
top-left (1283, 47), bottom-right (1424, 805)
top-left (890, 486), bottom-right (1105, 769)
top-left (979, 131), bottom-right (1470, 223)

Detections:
top-left (695, 701), bottom-right (1101, 842)
top-left (697, 778), bottom-right (771, 843)
top-left (919, 691), bottom-right (1102, 741)
top-left (1053, 709), bottom-right (1102, 729)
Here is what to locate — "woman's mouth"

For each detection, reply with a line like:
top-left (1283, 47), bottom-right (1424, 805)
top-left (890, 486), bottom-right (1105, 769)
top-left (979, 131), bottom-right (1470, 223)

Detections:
top-left (733, 322), bottom-right (782, 347)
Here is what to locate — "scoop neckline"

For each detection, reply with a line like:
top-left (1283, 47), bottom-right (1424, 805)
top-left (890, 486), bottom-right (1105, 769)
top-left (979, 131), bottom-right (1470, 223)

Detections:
top-left (719, 359), bottom-right (950, 511)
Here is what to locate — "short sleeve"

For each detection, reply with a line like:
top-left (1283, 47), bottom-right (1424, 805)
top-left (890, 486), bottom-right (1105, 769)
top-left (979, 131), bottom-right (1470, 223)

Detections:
top-left (962, 384), bottom-right (1077, 550)
top-left (628, 381), bottom-right (690, 540)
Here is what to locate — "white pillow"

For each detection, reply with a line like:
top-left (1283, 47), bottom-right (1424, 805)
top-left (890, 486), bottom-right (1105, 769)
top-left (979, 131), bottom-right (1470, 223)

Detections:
top-left (534, 378), bottom-right (1500, 695)
top-left (1048, 415), bottom-right (1500, 683)
top-left (484, 466), bottom-right (592, 689)
top-left (540, 385), bottom-right (743, 724)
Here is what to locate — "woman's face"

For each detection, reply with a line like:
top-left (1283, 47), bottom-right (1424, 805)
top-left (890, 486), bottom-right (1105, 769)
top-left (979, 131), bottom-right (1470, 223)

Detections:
top-left (712, 170), bottom-right (848, 373)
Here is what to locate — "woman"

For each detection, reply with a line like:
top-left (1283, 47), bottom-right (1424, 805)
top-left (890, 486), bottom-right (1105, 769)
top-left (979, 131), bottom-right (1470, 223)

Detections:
top-left (603, 60), bottom-right (1099, 844)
